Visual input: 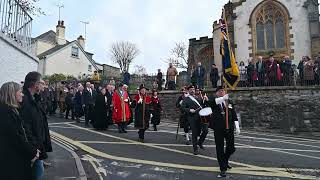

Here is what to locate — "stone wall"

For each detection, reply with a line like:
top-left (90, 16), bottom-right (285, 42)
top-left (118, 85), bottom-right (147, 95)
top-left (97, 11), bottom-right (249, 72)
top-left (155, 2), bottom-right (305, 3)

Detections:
top-left (155, 86), bottom-right (320, 133)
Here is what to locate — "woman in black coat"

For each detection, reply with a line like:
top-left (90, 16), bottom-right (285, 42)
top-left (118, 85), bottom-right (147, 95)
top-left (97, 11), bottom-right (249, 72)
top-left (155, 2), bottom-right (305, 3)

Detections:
top-left (0, 82), bottom-right (39, 180)
top-left (93, 88), bottom-right (109, 130)
top-left (150, 90), bottom-right (162, 131)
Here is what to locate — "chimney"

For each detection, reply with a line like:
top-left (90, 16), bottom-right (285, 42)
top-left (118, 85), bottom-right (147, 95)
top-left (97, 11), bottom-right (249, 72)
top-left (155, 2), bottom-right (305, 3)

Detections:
top-left (77, 35), bottom-right (85, 49)
top-left (56, 20), bottom-right (66, 45)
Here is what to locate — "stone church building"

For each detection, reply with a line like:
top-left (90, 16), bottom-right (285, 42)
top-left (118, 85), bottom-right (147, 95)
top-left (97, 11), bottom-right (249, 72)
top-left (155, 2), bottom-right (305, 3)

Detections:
top-left (188, 0), bottom-right (320, 84)
top-left (213, 0), bottom-right (320, 67)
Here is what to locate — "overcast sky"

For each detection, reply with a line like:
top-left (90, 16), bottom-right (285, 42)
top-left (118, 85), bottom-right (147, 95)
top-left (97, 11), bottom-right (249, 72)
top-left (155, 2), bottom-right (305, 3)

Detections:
top-left (32, 0), bottom-right (233, 73)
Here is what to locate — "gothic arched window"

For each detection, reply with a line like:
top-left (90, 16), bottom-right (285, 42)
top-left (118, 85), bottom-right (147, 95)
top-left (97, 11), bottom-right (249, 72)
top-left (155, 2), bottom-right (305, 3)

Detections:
top-left (251, 0), bottom-right (290, 58)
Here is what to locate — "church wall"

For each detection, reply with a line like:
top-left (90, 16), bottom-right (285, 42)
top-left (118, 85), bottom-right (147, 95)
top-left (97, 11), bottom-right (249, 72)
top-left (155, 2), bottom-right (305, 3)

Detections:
top-left (233, 0), bottom-right (311, 64)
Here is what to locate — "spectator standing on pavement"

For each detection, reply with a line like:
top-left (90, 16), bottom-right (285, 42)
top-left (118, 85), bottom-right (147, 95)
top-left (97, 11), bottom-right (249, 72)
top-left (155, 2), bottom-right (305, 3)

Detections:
top-left (21, 71), bottom-right (52, 180)
top-left (281, 56), bottom-right (293, 86)
top-left (256, 56), bottom-right (266, 86)
top-left (238, 61), bottom-right (247, 87)
top-left (247, 59), bottom-right (255, 87)
top-left (156, 69), bottom-right (163, 91)
top-left (83, 82), bottom-right (95, 127)
top-left (298, 56), bottom-right (307, 85)
top-left (210, 64), bottom-right (219, 88)
top-left (74, 85), bottom-right (84, 122)
top-left (195, 62), bottom-right (206, 89)
top-left (266, 56), bottom-right (278, 86)
top-left (166, 63), bottom-right (178, 90)
top-left (65, 88), bottom-right (75, 120)
top-left (123, 70), bottom-right (131, 86)
top-left (303, 57), bottom-right (315, 85)
top-left (0, 82), bottom-right (40, 180)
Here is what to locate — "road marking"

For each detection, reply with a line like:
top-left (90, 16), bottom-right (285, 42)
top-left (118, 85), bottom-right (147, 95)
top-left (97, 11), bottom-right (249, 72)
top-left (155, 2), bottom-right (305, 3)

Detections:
top-left (82, 155), bottom-right (104, 180)
top-left (242, 130), bottom-right (320, 143)
top-left (50, 126), bottom-right (80, 129)
top-left (50, 131), bottom-right (317, 179)
top-left (48, 122), bottom-right (73, 125)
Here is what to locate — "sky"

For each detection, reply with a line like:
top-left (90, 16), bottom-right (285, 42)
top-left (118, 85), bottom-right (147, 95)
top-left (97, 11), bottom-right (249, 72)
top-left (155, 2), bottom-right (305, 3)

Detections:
top-left (32, 0), bottom-right (230, 74)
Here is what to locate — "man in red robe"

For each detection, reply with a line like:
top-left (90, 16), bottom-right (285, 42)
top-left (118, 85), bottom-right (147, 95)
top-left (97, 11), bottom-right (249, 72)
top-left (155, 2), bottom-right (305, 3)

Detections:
top-left (112, 83), bottom-right (131, 133)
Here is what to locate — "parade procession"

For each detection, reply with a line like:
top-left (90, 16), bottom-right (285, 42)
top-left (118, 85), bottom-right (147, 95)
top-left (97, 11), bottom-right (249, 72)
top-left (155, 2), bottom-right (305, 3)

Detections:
top-left (1, 0), bottom-right (320, 179)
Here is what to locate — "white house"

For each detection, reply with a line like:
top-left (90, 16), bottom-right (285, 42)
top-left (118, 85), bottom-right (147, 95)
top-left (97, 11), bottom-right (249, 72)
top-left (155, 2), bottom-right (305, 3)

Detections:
top-left (33, 20), bottom-right (99, 78)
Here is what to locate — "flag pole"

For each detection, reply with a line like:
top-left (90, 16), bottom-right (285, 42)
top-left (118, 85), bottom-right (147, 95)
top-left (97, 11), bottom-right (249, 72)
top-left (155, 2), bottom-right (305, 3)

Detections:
top-left (222, 8), bottom-right (229, 130)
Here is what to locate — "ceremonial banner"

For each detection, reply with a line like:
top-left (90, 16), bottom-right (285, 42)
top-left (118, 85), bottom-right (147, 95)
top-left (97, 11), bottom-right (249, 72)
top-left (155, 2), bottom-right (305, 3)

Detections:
top-left (220, 10), bottom-right (240, 90)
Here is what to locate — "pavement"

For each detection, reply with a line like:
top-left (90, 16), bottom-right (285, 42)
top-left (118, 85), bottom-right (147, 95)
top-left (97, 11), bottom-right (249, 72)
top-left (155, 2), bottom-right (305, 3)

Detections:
top-left (47, 115), bottom-right (320, 180)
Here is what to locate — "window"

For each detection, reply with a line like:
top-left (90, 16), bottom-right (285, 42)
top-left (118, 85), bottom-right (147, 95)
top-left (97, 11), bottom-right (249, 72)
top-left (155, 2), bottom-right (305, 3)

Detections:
top-left (71, 47), bottom-right (79, 58)
top-left (251, 1), bottom-right (290, 57)
top-left (88, 65), bottom-right (92, 72)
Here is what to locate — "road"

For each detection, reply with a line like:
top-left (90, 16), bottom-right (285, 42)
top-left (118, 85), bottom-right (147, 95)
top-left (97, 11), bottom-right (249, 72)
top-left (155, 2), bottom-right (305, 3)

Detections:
top-left (48, 116), bottom-right (320, 180)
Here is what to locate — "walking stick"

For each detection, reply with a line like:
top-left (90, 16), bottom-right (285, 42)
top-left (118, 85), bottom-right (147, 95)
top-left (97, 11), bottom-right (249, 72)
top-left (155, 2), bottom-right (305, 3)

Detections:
top-left (176, 119), bottom-right (180, 140)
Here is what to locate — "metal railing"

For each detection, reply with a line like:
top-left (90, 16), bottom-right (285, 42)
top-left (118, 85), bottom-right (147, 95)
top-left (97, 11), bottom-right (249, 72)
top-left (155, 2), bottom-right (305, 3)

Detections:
top-left (0, 0), bottom-right (32, 50)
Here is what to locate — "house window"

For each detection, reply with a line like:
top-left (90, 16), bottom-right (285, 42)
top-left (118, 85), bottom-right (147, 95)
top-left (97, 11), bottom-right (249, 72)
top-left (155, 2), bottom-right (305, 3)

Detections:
top-left (88, 65), bottom-right (92, 72)
top-left (71, 47), bottom-right (79, 58)
top-left (251, 0), bottom-right (290, 58)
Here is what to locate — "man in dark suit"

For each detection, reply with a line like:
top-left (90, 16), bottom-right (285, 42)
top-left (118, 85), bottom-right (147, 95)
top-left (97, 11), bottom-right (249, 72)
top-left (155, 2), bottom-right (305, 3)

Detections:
top-left (195, 62), bottom-right (206, 89)
top-left (181, 85), bottom-right (208, 155)
top-left (106, 84), bottom-right (114, 125)
top-left (205, 86), bottom-right (240, 178)
top-left (83, 82), bottom-right (94, 127)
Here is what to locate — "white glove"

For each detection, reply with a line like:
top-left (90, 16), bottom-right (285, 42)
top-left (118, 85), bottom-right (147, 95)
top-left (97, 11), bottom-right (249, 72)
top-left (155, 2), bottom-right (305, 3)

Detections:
top-left (215, 97), bottom-right (224, 105)
top-left (235, 121), bottom-right (240, 135)
top-left (150, 114), bottom-right (153, 118)
top-left (138, 98), bottom-right (143, 104)
top-left (124, 99), bottom-right (128, 103)
top-left (223, 94), bottom-right (229, 101)
top-left (190, 109), bottom-right (196, 113)
top-left (179, 100), bottom-right (183, 105)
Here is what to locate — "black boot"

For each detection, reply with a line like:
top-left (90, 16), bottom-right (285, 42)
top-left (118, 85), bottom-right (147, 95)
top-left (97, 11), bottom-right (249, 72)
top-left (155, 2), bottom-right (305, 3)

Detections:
top-left (153, 125), bottom-right (157, 131)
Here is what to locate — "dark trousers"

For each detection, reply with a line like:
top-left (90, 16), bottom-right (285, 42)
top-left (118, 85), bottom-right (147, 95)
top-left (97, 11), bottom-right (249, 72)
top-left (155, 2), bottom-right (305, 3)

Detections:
top-left (65, 105), bottom-right (75, 119)
top-left (50, 101), bottom-right (57, 114)
top-left (118, 122), bottom-right (126, 131)
top-left (167, 81), bottom-right (176, 90)
top-left (211, 81), bottom-right (218, 88)
top-left (138, 129), bottom-right (147, 139)
top-left (214, 129), bottom-right (236, 172)
top-left (84, 104), bottom-right (94, 125)
top-left (189, 117), bottom-right (208, 151)
top-left (257, 72), bottom-right (265, 86)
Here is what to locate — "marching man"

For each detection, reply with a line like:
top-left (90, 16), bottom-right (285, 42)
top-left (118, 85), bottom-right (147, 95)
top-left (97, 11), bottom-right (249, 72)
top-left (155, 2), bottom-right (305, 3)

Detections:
top-left (112, 83), bottom-right (131, 133)
top-left (205, 86), bottom-right (240, 178)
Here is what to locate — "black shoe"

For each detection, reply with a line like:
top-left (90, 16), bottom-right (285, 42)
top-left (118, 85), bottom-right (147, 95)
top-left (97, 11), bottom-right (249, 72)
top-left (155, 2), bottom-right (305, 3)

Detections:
top-left (122, 129), bottom-right (127, 133)
top-left (154, 127), bottom-right (157, 131)
top-left (198, 143), bottom-right (205, 150)
top-left (186, 141), bottom-right (190, 145)
top-left (217, 171), bottom-right (226, 178)
top-left (193, 149), bottom-right (199, 155)
top-left (138, 138), bottom-right (144, 143)
top-left (227, 164), bottom-right (232, 170)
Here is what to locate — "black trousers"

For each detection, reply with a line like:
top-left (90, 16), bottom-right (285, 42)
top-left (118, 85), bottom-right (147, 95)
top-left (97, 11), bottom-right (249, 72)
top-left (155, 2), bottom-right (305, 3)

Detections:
top-left (65, 105), bottom-right (75, 119)
top-left (189, 117), bottom-right (208, 151)
top-left (84, 104), bottom-right (94, 125)
top-left (138, 129), bottom-right (147, 139)
top-left (214, 129), bottom-right (236, 172)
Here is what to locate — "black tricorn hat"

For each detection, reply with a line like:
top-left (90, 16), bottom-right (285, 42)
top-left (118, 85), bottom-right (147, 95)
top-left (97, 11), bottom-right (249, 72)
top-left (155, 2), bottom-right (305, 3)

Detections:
top-left (116, 82), bottom-right (123, 88)
top-left (215, 86), bottom-right (224, 92)
top-left (139, 84), bottom-right (149, 91)
top-left (186, 84), bottom-right (195, 90)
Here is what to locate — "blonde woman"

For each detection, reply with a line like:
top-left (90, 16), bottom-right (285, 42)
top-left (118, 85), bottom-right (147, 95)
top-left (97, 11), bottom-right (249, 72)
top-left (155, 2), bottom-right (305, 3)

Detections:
top-left (0, 82), bottom-right (39, 180)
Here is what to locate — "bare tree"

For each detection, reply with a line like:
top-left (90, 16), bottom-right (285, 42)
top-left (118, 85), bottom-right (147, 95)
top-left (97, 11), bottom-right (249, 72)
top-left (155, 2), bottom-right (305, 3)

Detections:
top-left (110, 41), bottom-right (140, 73)
top-left (19, 0), bottom-right (45, 15)
top-left (166, 42), bottom-right (188, 70)
top-left (133, 65), bottom-right (147, 76)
